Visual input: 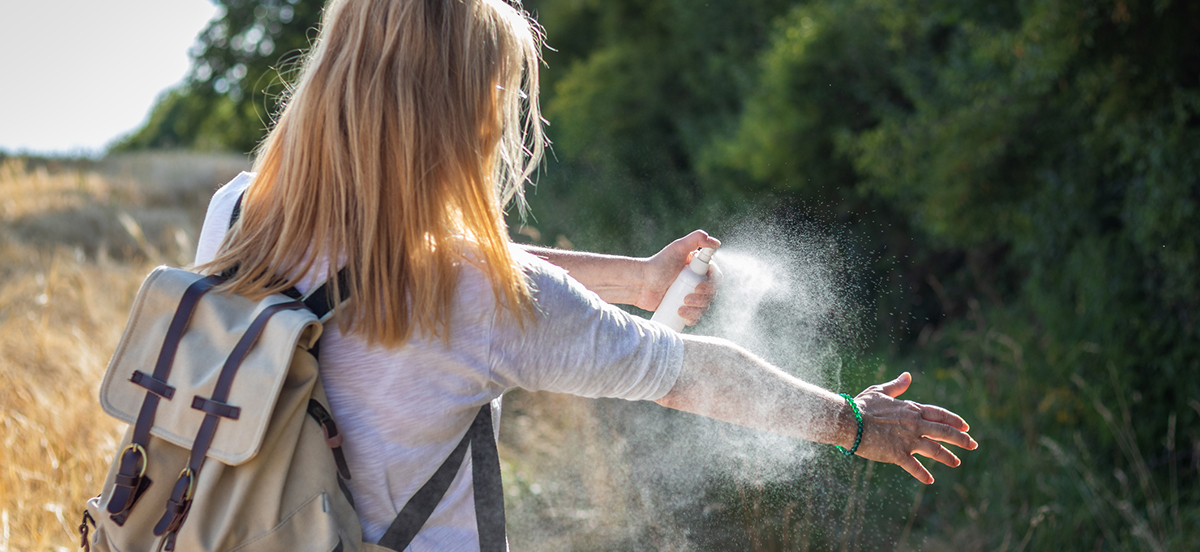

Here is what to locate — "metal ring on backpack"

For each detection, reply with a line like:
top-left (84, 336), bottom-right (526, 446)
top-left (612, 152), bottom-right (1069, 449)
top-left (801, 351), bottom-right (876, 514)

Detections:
top-left (177, 468), bottom-right (197, 502)
top-left (120, 444), bottom-right (148, 478)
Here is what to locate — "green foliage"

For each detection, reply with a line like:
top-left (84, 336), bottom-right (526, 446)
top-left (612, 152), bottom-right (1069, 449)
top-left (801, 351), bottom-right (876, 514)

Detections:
top-left (521, 0), bottom-right (796, 252)
top-left (112, 87), bottom-right (244, 152)
top-left (704, 2), bottom-right (900, 203)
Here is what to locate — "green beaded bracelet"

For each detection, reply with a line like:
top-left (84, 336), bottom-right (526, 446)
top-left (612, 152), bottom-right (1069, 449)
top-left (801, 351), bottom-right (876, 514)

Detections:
top-left (835, 393), bottom-right (863, 456)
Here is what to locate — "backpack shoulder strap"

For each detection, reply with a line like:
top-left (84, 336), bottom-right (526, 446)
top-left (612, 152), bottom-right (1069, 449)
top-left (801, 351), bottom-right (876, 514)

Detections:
top-left (375, 404), bottom-right (506, 551)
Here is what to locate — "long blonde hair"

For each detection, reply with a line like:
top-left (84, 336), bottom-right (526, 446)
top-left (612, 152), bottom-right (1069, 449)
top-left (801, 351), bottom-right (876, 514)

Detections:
top-left (202, 0), bottom-right (545, 346)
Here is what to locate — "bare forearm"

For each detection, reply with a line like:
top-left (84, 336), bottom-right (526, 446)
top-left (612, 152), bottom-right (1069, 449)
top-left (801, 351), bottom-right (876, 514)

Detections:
top-left (521, 244), bottom-right (646, 305)
top-left (655, 335), bottom-right (858, 449)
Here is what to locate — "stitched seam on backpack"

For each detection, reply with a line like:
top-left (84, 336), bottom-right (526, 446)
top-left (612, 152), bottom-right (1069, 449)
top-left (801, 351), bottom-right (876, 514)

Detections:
top-left (99, 268), bottom-right (165, 420)
top-left (225, 492), bottom-right (331, 552)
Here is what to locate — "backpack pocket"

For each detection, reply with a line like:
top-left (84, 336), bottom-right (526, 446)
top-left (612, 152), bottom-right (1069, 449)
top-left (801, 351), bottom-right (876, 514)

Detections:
top-left (227, 492), bottom-right (343, 552)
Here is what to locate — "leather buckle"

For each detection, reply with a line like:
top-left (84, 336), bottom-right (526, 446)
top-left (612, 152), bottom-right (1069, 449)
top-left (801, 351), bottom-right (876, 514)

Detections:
top-left (120, 443), bottom-right (148, 478)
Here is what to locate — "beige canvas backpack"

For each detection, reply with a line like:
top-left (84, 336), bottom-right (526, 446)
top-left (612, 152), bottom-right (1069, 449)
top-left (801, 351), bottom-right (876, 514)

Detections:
top-left (80, 266), bottom-right (365, 552)
top-left (80, 203), bottom-right (508, 552)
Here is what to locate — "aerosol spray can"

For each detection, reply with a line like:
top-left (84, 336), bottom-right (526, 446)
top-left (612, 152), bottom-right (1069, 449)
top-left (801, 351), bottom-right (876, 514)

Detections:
top-left (651, 247), bottom-right (717, 332)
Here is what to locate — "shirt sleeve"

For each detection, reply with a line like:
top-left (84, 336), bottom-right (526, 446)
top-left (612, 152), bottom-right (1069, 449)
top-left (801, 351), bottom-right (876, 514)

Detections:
top-left (487, 249), bottom-right (684, 401)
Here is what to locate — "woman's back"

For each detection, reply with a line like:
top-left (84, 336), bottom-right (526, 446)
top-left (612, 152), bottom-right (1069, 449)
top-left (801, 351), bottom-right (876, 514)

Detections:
top-left (196, 173), bottom-right (684, 547)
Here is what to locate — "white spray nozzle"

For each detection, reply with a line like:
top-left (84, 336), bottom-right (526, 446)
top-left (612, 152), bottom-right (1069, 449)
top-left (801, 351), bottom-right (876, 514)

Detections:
top-left (688, 247), bottom-right (716, 275)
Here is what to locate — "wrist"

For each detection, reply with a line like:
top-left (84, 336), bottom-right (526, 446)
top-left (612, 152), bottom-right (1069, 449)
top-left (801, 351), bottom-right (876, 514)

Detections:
top-left (632, 256), bottom-right (658, 310)
top-left (835, 393), bottom-right (864, 455)
top-left (607, 255), bottom-right (649, 307)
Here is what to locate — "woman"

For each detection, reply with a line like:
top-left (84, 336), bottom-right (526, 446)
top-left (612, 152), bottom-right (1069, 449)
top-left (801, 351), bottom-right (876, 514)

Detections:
top-left (195, 0), bottom-right (976, 549)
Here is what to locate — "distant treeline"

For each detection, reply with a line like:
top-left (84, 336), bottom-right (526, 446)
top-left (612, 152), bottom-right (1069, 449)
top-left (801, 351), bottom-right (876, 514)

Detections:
top-left (120, 0), bottom-right (1199, 548)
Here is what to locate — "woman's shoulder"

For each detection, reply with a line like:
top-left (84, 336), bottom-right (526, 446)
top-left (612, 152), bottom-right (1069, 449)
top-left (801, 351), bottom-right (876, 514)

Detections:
top-left (213, 171), bottom-right (255, 204)
top-left (204, 171), bottom-right (255, 222)
top-left (194, 172), bottom-right (255, 265)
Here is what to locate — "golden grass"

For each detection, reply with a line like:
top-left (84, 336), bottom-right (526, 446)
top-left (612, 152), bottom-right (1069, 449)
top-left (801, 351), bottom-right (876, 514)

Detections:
top-left (0, 154), bottom-right (247, 551)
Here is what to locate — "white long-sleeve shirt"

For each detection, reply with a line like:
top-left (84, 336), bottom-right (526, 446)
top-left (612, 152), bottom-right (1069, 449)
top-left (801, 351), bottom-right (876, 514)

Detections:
top-left (195, 173), bottom-right (683, 550)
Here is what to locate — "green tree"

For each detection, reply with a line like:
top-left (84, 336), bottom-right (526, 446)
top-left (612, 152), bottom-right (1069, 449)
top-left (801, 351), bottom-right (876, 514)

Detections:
top-left (518, 0), bottom-right (797, 252)
top-left (115, 0), bottom-right (326, 153)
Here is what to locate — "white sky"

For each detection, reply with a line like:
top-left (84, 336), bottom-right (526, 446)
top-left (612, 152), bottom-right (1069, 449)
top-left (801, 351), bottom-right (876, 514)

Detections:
top-left (0, 0), bottom-right (221, 156)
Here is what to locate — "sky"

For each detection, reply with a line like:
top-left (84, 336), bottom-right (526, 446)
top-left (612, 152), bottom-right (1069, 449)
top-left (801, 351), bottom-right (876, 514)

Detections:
top-left (0, 0), bottom-right (221, 156)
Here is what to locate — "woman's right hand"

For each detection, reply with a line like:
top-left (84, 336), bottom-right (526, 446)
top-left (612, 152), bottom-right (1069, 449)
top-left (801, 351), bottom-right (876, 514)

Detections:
top-left (637, 230), bottom-right (722, 324)
top-left (850, 372), bottom-right (978, 484)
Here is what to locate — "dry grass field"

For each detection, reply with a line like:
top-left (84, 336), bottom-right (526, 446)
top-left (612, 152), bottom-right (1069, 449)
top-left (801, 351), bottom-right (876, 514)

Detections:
top-left (0, 153), bottom-right (249, 551)
top-left (0, 153), bottom-right (645, 551)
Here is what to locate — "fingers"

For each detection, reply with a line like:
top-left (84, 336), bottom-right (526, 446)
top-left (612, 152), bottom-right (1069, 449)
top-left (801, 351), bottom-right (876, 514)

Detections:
top-left (919, 403), bottom-right (971, 433)
top-left (917, 418), bottom-right (978, 451)
top-left (877, 372), bottom-right (912, 398)
top-left (676, 229), bottom-right (721, 251)
top-left (673, 230), bottom-right (721, 262)
top-left (897, 455), bottom-right (935, 485)
top-left (914, 403), bottom-right (977, 450)
top-left (679, 307), bottom-right (705, 326)
top-left (679, 272), bottom-right (720, 326)
top-left (690, 280), bottom-right (718, 297)
top-left (914, 437), bottom-right (962, 468)
top-left (678, 294), bottom-right (713, 325)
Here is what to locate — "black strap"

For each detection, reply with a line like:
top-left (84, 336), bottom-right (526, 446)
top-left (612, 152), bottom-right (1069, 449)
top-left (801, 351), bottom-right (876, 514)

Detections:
top-left (469, 405), bottom-right (506, 552)
top-left (304, 268), bottom-right (351, 320)
top-left (229, 193), bottom-right (243, 229)
top-left (376, 404), bottom-right (506, 551)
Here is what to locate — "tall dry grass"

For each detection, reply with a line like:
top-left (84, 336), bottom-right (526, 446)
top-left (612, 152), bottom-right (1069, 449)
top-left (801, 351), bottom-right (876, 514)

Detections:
top-left (0, 154), bottom-right (248, 551)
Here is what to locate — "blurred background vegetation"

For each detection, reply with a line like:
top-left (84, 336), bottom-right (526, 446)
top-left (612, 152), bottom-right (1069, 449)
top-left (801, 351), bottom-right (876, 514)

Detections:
top-left (6, 0), bottom-right (1196, 550)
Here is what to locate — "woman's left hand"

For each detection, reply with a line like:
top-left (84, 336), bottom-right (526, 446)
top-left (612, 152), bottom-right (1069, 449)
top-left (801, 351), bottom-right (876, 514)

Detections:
top-left (849, 372), bottom-right (978, 484)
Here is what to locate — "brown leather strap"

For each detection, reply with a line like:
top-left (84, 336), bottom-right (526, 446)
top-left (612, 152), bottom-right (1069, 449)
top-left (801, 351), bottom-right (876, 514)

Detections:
top-left (79, 509), bottom-right (95, 552)
top-left (108, 274), bottom-right (223, 520)
top-left (130, 371), bottom-right (175, 400)
top-left (131, 274), bottom-right (225, 448)
top-left (153, 301), bottom-right (307, 538)
top-left (190, 396), bottom-right (241, 420)
top-left (307, 399), bottom-right (352, 480)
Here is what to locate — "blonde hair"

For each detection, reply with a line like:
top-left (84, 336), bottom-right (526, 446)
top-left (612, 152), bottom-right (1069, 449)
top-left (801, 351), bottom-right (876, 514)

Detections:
top-left (202, 0), bottom-right (545, 346)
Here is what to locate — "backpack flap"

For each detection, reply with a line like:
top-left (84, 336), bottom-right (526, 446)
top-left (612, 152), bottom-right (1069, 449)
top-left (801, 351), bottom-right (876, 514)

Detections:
top-left (99, 266), bottom-right (323, 466)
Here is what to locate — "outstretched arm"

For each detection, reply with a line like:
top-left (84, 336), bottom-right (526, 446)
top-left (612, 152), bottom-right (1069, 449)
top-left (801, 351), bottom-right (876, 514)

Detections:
top-left (657, 335), bottom-right (978, 484)
top-left (521, 230), bottom-right (722, 326)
